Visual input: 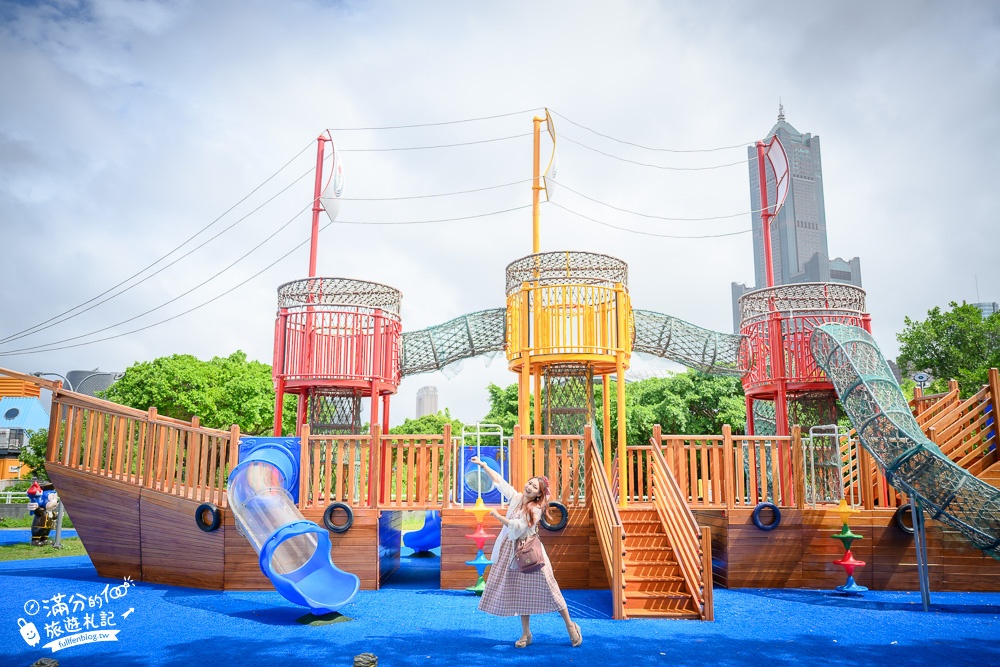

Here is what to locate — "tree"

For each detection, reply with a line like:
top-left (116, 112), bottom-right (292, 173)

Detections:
top-left (101, 351), bottom-right (297, 435)
top-left (597, 371), bottom-right (747, 447)
top-left (481, 382), bottom-right (532, 435)
top-left (19, 429), bottom-right (50, 481)
top-left (390, 409), bottom-right (465, 435)
top-left (483, 370), bottom-right (745, 447)
top-left (896, 301), bottom-right (1000, 397)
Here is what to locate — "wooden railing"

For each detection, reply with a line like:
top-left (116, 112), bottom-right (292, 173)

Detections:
top-left (379, 424), bottom-right (452, 509)
top-left (518, 432), bottom-right (587, 507)
top-left (648, 441), bottom-right (712, 620)
top-left (297, 424), bottom-right (375, 510)
top-left (911, 382), bottom-right (960, 427)
top-left (46, 385), bottom-right (239, 506)
top-left (585, 429), bottom-right (626, 620)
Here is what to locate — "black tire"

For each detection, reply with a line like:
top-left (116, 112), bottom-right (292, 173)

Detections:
top-left (195, 503), bottom-right (221, 532)
top-left (751, 502), bottom-right (781, 531)
top-left (540, 501), bottom-right (569, 531)
top-left (323, 502), bottom-right (354, 533)
top-left (893, 504), bottom-right (915, 535)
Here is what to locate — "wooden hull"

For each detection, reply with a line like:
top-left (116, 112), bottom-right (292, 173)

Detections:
top-left (696, 506), bottom-right (1000, 591)
top-left (48, 462), bottom-right (386, 591)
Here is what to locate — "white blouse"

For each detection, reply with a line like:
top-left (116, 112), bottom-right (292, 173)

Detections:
top-left (489, 476), bottom-right (545, 569)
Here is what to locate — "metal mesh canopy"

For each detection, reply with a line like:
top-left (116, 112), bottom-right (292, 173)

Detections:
top-left (752, 399), bottom-right (777, 436)
top-left (400, 308), bottom-right (506, 377)
top-left (739, 282), bottom-right (866, 324)
top-left (307, 387), bottom-right (362, 435)
top-left (277, 277), bottom-right (402, 317)
top-left (632, 309), bottom-right (749, 376)
top-left (542, 363), bottom-right (594, 435)
top-left (812, 323), bottom-right (1000, 559)
top-left (505, 251), bottom-right (628, 295)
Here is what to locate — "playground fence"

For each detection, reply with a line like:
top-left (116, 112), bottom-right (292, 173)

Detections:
top-left (585, 431), bottom-right (625, 620)
top-left (47, 389), bottom-right (239, 507)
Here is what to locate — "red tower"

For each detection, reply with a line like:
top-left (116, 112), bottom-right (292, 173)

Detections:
top-left (739, 134), bottom-right (871, 436)
top-left (270, 133), bottom-right (402, 436)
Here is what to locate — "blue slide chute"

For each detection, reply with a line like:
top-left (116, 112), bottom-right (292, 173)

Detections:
top-left (227, 438), bottom-right (360, 615)
top-left (403, 510), bottom-right (441, 552)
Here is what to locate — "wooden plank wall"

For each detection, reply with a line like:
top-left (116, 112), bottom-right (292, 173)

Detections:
top-left (692, 510), bottom-right (728, 589)
top-left (699, 507), bottom-right (1000, 591)
top-left (140, 491), bottom-right (226, 589)
top-left (47, 463), bottom-right (142, 581)
top-left (300, 507), bottom-right (381, 590)
top-left (441, 507), bottom-right (598, 591)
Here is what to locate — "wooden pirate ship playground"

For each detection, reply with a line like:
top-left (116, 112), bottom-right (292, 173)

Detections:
top-left (12, 114), bottom-right (1000, 621)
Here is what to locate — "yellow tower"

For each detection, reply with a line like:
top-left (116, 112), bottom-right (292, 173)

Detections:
top-left (505, 113), bottom-right (634, 506)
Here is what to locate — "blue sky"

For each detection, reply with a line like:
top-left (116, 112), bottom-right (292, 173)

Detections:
top-left (1, 0), bottom-right (998, 424)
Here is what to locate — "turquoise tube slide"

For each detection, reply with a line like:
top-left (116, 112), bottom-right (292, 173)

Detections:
top-left (227, 441), bottom-right (360, 615)
top-left (811, 323), bottom-right (1000, 559)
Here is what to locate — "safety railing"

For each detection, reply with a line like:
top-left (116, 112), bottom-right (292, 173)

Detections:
top-left (518, 432), bottom-right (587, 507)
top-left (585, 429), bottom-right (626, 620)
top-left (297, 424), bottom-right (375, 510)
top-left (648, 441), bottom-right (712, 620)
top-left (47, 386), bottom-right (239, 506)
top-left (379, 424), bottom-right (452, 509)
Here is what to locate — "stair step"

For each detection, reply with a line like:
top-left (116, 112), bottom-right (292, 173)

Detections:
top-left (624, 578), bottom-right (688, 594)
top-left (625, 591), bottom-right (692, 600)
top-left (625, 547), bottom-right (675, 561)
top-left (624, 534), bottom-right (670, 549)
top-left (625, 563), bottom-right (682, 578)
top-left (626, 607), bottom-right (701, 620)
top-left (624, 522), bottom-right (665, 535)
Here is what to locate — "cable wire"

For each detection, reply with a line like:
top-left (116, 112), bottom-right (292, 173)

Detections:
top-left (560, 135), bottom-right (748, 171)
top-left (340, 133), bottom-right (531, 152)
top-left (326, 108), bottom-right (540, 131)
top-left (333, 205), bottom-right (531, 225)
top-left (549, 178), bottom-right (762, 221)
top-left (0, 161), bottom-right (317, 346)
top-left (549, 109), bottom-right (754, 153)
top-left (0, 198), bottom-right (316, 354)
top-left (0, 203), bottom-right (534, 355)
top-left (546, 201), bottom-right (751, 239)
top-left (340, 178), bottom-right (531, 201)
top-left (0, 139), bottom-right (316, 345)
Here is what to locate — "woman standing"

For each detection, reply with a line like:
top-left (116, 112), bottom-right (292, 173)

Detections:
top-left (470, 456), bottom-right (582, 649)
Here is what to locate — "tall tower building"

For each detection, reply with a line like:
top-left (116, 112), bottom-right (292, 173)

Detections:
top-left (731, 106), bottom-right (863, 331)
top-left (415, 386), bottom-right (438, 418)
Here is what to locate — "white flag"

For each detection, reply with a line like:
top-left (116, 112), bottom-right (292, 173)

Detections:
top-left (320, 142), bottom-right (345, 223)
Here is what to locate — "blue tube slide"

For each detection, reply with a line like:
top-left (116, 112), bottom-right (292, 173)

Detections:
top-left (227, 438), bottom-right (359, 615)
top-left (402, 510), bottom-right (441, 551)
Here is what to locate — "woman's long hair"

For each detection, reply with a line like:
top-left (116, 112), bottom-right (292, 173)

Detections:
top-left (523, 476), bottom-right (550, 528)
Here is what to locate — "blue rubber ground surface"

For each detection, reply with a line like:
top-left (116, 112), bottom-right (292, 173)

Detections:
top-left (2, 551), bottom-right (999, 667)
top-left (0, 528), bottom-right (77, 545)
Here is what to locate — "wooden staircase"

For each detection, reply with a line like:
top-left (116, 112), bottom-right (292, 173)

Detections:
top-left (621, 508), bottom-right (701, 618)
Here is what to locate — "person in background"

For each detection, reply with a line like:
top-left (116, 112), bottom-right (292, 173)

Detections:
top-left (470, 456), bottom-right (582, 648)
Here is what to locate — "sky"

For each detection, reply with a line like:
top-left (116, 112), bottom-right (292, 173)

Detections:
top-left (1, 0), bottom-right (998, 427)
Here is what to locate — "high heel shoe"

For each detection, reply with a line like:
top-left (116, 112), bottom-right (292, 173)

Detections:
top-left (515, 632), bottom-right (532, 648)
top-left (569, 622), bottom-right (582, 647)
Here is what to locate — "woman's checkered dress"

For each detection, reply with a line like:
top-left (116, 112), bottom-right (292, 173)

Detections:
top-left (477, 484), bottom-right (567, 617)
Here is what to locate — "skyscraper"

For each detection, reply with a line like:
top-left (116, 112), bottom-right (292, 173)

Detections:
top-left (731, 106), bottom-right (863, 331)
top-left (415, 386), bottom-right (438, 418)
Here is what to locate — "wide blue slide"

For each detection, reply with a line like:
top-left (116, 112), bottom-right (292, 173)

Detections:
top-left (227, 438), bottom-right (360, 615)
top-left (403, 510), bottom-right (441, 552)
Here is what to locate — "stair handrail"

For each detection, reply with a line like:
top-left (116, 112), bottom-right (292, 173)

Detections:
top-left (586, 430), bottom-right (627, 620)
top-left (648, 436), bottom-right (712, 620)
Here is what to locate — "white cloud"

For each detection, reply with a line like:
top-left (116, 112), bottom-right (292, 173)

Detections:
top-left (2, 0), bottom-right (998, 424)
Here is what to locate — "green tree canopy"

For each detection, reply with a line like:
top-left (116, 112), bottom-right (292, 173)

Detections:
top-left (19, 429), bottom-right (50, 481)
top-left (101, 351), bottom-right (296, 435)
top-left (896, 301), bottom-right (1000, 397)
top-left (390, 409), bottom-right (465, 435)
top-left (482, 370), bottom-right (746, 446)
top-left (481, 382), bottom-right (532, 436)
top-left (597, 370), bottom-right (747, 447)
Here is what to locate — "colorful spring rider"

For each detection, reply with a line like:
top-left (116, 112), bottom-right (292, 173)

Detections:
top-left (831, 499), bottom-right (867, 593)
top-left (464, 497), bottom-right (493, 595)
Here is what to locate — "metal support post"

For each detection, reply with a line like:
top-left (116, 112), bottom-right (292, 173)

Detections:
top-left (910, 499), bottom-right (931, 611)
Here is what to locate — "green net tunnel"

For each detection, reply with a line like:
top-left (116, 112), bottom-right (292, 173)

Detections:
top-left (811, 323), bottom-right (1000, 559)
